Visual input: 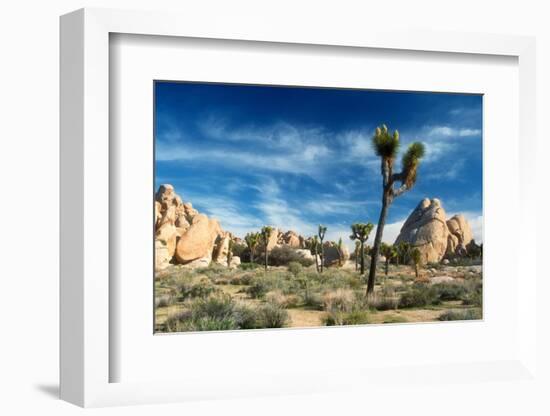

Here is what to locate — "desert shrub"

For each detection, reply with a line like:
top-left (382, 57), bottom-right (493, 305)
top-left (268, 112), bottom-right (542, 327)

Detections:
top-left (164, 295), bottom-right (265, 332)
top-left (462, 291), bottom-right (483, 307)
top-left (438, 309), bottom-right (482, 321)
top-left (287, 261), bottom-right (303, 276)
top-left (382, 315), bottom-right (409, 324)
top-left (449, 257), bottom-right (482, 267)
top-left (195, 263), bottom-right (227, 277)
top-left (155, 293), bottom-right (176, 308)
top-left (163, 311), bottom-right (193, 332)
top-left (398, 284), bottom-right (440, 308)
top-left (232, 303), bottom-right (259, 329)
top-left (246, 275), bottom-right (279, 298)
top-left (369, 292), bottom-right (398, 311)
top-left (268, 246), bottom-right (314, 267)
top-left (189, 294), bottom-right (235, 319)
top-left (256, 303), bottom-right (290, 328)
top-left (322, 289), bottom-right (356, 313)
top-left (179, 278), bottom-right (219, 300)
top-left (265, 290), bottom-right (300, 308)
top-left (239, 262), bottom-right (261, 271)
top-left (302, 290), bottom-right (323, 310)
top-left (182, 316), bottom-right (239, 331)
top-left (229, 272), bottom-right (255, 285)
top-left (316, 269), bottom-right (362, 290)
top-left (432, 281), bottom-right (468, 301)
top-left (324, 309), bottom-right (370, 326)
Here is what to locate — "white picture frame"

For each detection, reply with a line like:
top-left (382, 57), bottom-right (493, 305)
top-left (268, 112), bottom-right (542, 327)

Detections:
top-left (60, 7), bottom-right (538, 408)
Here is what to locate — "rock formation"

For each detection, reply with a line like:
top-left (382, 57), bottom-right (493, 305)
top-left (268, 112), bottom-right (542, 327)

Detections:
top-left (446, 214), bottom-right (473, 257)
top-left (278, 230), bottom-right (305, 248)
top-left (322, 242), bottom-right (350, 266)
top-left (155, 184), bottom-right (234, 271)
top-left (395, 198), bottom-right (475, 263)
top-left (155, 184), bottom-right (355, 271)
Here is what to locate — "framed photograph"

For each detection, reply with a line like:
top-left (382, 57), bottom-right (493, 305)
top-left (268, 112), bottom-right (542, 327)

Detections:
top-left (60, 8), bottom-right (538, 408)
top-left (152, 81), bottom-right (484, 334)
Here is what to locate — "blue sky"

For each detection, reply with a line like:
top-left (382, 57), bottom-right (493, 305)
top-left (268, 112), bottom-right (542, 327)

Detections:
top-left (155, 82), bottom-right (483, 248)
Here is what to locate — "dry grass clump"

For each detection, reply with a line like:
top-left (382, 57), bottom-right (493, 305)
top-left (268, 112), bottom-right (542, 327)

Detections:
top-left (265, 290), bottom-right (300, 308)
top-left (322, 289), bottom-right (356, 313)
top-left (155, 293), bottom-right (176, 308)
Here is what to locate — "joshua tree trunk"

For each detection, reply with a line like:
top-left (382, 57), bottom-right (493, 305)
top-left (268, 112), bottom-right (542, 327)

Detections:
top-left (361, 243), bottom-right (365, 274)
top-left (264, 248), bottom-right (268, 271)
top-left (355, 252), bottom-right (358, 271)
top-left (250, 250), bottom-right (254, 264)
top-left (313, 245), bottom-right (319, 273)
top-left (385, 258), bottom-right (389, 276)
top-left (414, 264), bottom-right (419, 279)
top-left (320, 242), bottom-right (324, 273)
top-left (367, 192), bottom-right (390, 295)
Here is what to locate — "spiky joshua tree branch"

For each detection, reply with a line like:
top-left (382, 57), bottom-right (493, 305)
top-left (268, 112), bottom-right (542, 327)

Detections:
top-left (367, 124), bottom-right (425, 295)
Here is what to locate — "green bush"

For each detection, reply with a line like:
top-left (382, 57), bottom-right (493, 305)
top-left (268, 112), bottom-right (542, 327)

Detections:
top-left (287, 261), bottom-right (303, 276)
top-left (195, 263), bottom-right (227, 277)
top-left (239, 262), bottom-right (261, 271)
top-left (462, 291), bottom-right (483, 307)
top-left (438, 309), bottom-right (482, 321)
top-left (233, 303), bottom-right (260, 329)
top-left (398, 284), bottom-right (440, 308)
top-left (324, 309), bottom-right (370, 326)
top-left (432, 282), bottom-right (467, 301)
top-left (163, 295), bottom-right (286, 332)
top-left (229, 272), bottom-right (256, 285)
top-left (246, 275), bottom-right (279, 298)
top-left (268, 246), bottom-right (314, 267)
top-left (302, 290), bottom-right (323, 310)
top-left (182, 316), bottom-right (239, 331)
top-left (179, 278), bottom-right (219, 300)
top-left (256, 303), bottom-right (290, 328)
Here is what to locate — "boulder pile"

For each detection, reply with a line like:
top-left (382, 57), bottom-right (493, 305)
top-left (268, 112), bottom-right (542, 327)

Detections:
top-left (154, 184), bottom-right (240, 271)
top-left (395, 198), bottom-right (477, 263)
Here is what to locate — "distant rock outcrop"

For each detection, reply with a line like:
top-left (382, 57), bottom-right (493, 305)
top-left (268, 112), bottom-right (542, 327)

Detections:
top-left (395, 198), bottom-right (475, 263)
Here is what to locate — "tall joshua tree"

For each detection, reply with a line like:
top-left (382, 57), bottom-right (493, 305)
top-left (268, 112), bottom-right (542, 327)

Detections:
top-left (411, 248), bottom-right (422, 279)
top-left (367, 124), bottom-right (425, 295)
top-left (354, 241), bottom-right (361, 271)
top-left (244, 232), bottom-right (260, 264)
top-left (350, 223), bottom-right (374, 275)
top-left (261, 226), bottom-right (273, 271)
top-left (318, 225), bottom-right (327, 273)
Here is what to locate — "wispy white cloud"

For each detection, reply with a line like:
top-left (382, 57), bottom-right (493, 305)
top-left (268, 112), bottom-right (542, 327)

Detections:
top-left (182, 193), bottom-right (264, 238)
top-left (427, 126), bottom-right (481, 138)
top-left (156, 141), bottom-right (331, 176)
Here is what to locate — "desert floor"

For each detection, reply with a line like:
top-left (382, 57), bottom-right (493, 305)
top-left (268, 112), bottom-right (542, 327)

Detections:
top-left (154, 260), bottom-right (482, 332)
